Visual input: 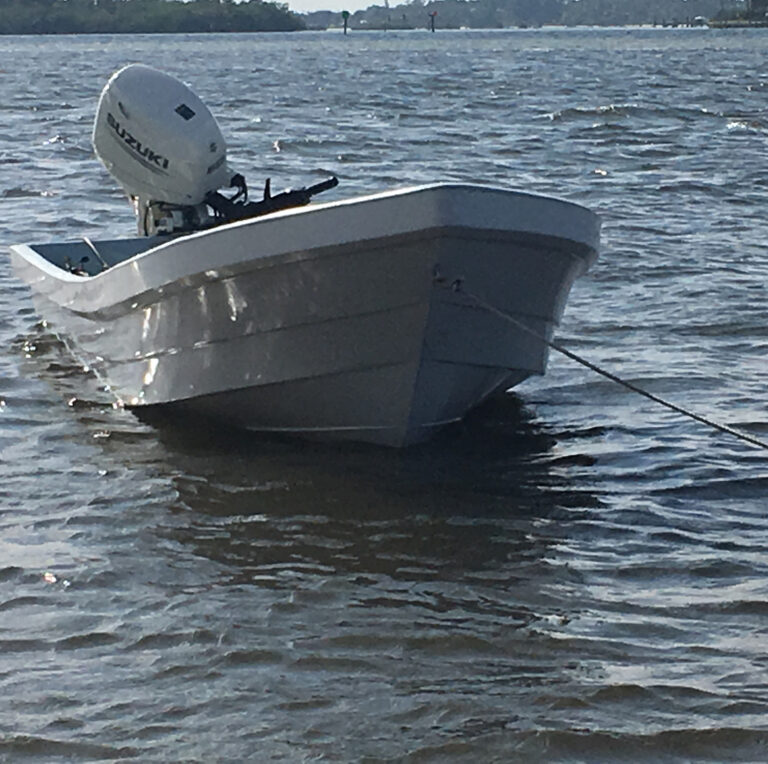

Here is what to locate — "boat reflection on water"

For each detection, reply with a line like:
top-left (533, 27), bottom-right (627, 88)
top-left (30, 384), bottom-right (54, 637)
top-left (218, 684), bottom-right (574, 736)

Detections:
top-left (131, 393), bottom-right (602, 589)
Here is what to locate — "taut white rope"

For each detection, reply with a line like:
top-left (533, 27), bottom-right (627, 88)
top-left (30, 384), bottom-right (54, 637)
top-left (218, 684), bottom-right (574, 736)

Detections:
top-left (456, 286), bottom-right (768, 452)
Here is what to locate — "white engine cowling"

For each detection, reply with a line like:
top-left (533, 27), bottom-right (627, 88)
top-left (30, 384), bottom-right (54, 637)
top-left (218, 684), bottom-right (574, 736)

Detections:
top-left (92, 64), bottom-right (232, 209)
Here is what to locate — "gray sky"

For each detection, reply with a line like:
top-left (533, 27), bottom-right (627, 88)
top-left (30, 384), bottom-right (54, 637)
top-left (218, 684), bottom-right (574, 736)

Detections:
top-left (287, 0), bottom-right (376, 13)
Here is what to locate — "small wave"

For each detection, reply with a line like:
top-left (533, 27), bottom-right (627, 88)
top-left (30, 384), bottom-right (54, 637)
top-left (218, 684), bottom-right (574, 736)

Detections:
top-left (0, 595), bottom-right (47, 612)
top-left (655, 475), bottom-right (768, 500)
top-left (1, 187), bottom-right (56, 199)
top-left (547, 103), bottom-right (639, 121)
top-left (655, 179), bottom-right (738, 196)
top-left (727, 119), bottom-right (767, 133)
top-left (512, 727), bottom-right (768, 761)
top-left (129, 628), bottom-right (221, 651)
top-left (0, 735), bottom-right (136, 760)
top-left (275, 697), bottom-right (335, 712)
top-left (604, 683), bottom-right (725, 705)
top-left (0, 638), bottom-right (50, 652)
top-left (219, 648), bottom-right (285, 666)
top-left (28, 101), bottom-right (77, 112)
top-left (683, 599), bottom-right (768, 618)
top-left (0, 565), bottom-right (24, 583)
top-left (54, 632), bottom-right (121, 650)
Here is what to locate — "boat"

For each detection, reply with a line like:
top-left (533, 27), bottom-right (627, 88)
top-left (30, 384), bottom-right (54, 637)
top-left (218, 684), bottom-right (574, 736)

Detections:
top-left (8, 65), bottom-right (600, 447)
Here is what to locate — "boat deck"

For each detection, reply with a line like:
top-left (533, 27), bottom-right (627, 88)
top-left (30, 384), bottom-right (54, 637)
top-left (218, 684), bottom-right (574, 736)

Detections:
top-left (31, 237), bottom-right (163, 276)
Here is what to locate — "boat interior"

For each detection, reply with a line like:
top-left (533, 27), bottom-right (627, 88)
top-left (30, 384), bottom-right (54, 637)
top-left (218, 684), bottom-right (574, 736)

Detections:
top-left (30, 237), bottom-right (166, 276)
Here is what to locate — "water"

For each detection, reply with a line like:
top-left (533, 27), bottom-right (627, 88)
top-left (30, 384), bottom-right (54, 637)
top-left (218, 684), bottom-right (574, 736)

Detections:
top-left (2, 28), bottom-right (768, 761)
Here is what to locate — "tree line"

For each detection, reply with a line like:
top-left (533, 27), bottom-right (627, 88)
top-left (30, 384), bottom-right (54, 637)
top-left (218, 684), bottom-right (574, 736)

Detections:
top-left (335, 0), bottom-right (741, 30)
top-left (0, 0), bottom-right (305, 35)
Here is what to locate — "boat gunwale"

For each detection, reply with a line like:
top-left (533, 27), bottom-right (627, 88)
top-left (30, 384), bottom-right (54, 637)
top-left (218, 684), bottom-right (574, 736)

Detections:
top-left (10, 182), bottom-right (600, 280)
top-left (15, 224), bottom-right (599, 321)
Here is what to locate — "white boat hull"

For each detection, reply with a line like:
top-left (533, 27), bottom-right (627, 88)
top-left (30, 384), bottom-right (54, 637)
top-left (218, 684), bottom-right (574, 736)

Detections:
top-left (10, 184), bottom-right (600, 446)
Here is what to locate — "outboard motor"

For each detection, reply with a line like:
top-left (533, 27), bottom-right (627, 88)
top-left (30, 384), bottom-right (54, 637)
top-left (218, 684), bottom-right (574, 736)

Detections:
top-left (93, 64), bottom-right (337, 236)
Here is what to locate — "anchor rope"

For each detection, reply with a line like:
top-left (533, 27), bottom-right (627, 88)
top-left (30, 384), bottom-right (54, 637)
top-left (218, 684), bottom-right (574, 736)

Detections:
top-left (453, 285), bottom-right (768, 452)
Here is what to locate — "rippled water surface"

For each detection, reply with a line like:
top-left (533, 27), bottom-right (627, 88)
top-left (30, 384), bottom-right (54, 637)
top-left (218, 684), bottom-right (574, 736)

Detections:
top-left (2, 28), bottom-right (768, 762)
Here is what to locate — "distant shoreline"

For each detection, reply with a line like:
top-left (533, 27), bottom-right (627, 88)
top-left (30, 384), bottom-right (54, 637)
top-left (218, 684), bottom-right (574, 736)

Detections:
top-left (1, 21), bottom-right (766, 36)
top-left (5, 0), bottom-right (767, 35)
top-left (0, 0), bottom-right (304, 35)
top-left (0, 30), bottom-right (304, 36)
